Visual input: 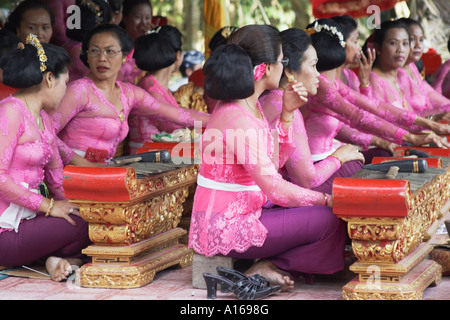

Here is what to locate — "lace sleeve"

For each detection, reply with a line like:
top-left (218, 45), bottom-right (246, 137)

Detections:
top-left (224, 113), bottom-right (327, 207)
top-left (335, 123), bottom-right (373, 150)
top-left (310, 75), bottom-right (407, 145)
top-left (0, 103), bottom-right (43, 211)
top-left (130, 85), bottom-right (210, 128)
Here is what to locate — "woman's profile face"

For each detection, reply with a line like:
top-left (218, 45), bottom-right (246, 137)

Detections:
top-left (408, 25), bottom-right (425, 63)
top-left (291, 45), bottom-right (320, 96)
top-left (345, 29), bottom-right (361, 65)
top-left (16, 8), bottom-right (53, 44)
top-left (377, 28), bottom-right (409, 69)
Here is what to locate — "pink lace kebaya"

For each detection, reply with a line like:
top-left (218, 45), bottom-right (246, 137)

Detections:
top-left (433, 59), bottom-right (450, 97)
top-left (0, 97), bottom-right (65, 233)
top-left (128, 74), bottom-right (183, 153)
top-left (50, 77), bottom-right (209, 163)
top-left (189, 101), bottom-right (328, 257)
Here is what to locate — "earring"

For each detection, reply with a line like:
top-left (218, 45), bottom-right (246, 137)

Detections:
top-left (265, 65), bottom-right (271, 78)
top-left (47, 80), bottom-right (52, 88)
top-left (122, 58), bottom-right (126, 64)
top-left (288, 74), bottom-right (295, 82)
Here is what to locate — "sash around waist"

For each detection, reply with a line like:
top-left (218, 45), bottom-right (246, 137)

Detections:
top-left (197, 174), bottom-right (261, 192)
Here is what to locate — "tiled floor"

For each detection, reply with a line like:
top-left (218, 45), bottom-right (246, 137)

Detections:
top-left (0, 257), bottom-right (448, 301)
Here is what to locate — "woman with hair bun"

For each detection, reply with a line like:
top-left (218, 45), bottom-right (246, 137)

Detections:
top-left (260, 28), bottom-right (363, 195)
top-left (128, 25), bottom-right (185, 154)
top-left (49, 24), bottom-right (209, 164)
top-left (0, 34), bottom-right (90, 281)
top-left (189, 24), bottom-right (348, 294)
top-left (301, 18), bottom-right (449, 175)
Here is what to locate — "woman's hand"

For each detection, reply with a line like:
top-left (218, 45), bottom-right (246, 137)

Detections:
top-left (331, 144), bottom-right (365, 164)
top-left (49, 200), bottom-right (80, 226)
top-left (358, 48), bottom-right (376, 87)
top-left (370, 136), bottom-right (397, 154)
top-left (411, 132), bottom-right (450, 148)
top-left (282, 80), bottom-right (308, 114)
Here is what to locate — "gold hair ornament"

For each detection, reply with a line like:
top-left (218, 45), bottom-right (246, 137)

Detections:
top-left (17, 42), bottom-right (25, 50)
top-left (26, 34), bottom-right (47, 72)
top-left (80, 0), bottom-right (103, 24)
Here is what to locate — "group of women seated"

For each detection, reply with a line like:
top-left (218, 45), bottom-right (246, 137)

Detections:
top-left (0, 0), bottom-right (450, 298)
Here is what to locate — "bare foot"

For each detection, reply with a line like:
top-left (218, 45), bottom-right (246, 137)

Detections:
top-left (245, 260), bottom-right (295, 291)
top-left (45, 257), bottom-right (82, 282)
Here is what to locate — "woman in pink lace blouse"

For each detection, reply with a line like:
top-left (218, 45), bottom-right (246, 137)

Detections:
top-left (368, 19), bottom-right (450, 118)
top-left (432, 36), bottom-right (450, 98)
top-left (189, 25), bottom-right (348, 292)
top-left (128, 25), bottom-right (185, 154)
top-left (260, 28), bottom-right (364, 195)
top-left (50, 24), bottom-right (209, 164)
top-left (0, 36), bottom-right (90, 281)
top-left (398, 18), bottom-right (450, 120)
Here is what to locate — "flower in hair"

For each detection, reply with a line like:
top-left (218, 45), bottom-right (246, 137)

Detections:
top-left (253, 63), bottom-right (266, 81)
top-left (80, 0), bottom-right (104, 24)
top-left (17, 42), bottom-right (25, 50)
top-left (311, 21), bottom-right (346, 48)
top-left (26, 33), bottom-right (47, 72)
top-left (126, 48), bottom-right (134, 62)
top-left (147, 26), bottom-right (162, 34)
top-left (304, 27), bottom-right (316, 36)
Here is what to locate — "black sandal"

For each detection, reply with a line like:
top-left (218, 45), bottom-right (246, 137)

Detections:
top-left (216, 266), bottom-right (270, 291)
top-left (203, 273), bottom-right (280, 300)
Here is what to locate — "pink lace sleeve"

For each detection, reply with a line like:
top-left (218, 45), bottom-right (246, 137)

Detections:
top-left (336, 78), bottom-right (417, 128)
top-left (0, 102), bottom-right (43, 211)
top-left (224, 111), bottom-right (327, 207)
top-left (308, 75), bottom-right (407, 145)
top-left (130, 85), bottom-right (210, 128)
top-left (335, 124), bottom-right (373, 150)
top-left (432, 60), bottom-right (450, 94)
top-left (42, 113), bottom-right (65, 200)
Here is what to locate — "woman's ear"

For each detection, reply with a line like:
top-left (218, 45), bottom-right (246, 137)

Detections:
top-left (44, 72), bottom-right (54, 88)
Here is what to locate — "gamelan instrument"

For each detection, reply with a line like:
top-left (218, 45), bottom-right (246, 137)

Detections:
top-left (63, 148), bottom-right (199, 289)
top-left (332, 145), bottom-right (450, 300)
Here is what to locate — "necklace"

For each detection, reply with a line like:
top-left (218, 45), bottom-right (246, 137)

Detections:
top-left (22, 94), bottom-right (41, 128)
top-left (244, 99), bottom-right (262, 119)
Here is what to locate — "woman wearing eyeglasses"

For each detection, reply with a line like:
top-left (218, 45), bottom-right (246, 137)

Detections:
top-left (188, 25), bottom-right (346, 294)
top-left (49, 24), bottom-right (209, 164)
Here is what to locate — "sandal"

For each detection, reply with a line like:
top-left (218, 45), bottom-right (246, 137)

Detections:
top-left (203, 273), bottom-right (280, 300)
top-left (216, 266), bottom-right (270, 292)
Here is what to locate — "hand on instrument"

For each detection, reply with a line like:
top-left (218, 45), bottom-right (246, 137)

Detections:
top-left (429, 121), bottom-right (450, 135)
top-left (413, 132), bottom-right (450, 148)
top-left (370, 136), bottom-right (397, 154)
top-left (331, 144), bottom-right (365, 164)
top-left (49, 200), bottom-right (80, 226)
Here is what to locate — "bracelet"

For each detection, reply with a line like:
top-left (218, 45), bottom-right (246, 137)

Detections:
top-left (45, 198), bottom-right (54, 217)
top-left (360, 83), bottom-right (370, 88)
top-left (281, 113), bottom-right (294, 123)
top-left (323, 193), bottom-right (329, 206)
top-left (328, 155), bottom-right (344, 166)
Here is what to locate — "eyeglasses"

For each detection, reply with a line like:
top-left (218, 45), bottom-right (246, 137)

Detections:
top-left (277, 58), bottom-right (289, 67)
top-left (87, 48), bottom-right (122, 58)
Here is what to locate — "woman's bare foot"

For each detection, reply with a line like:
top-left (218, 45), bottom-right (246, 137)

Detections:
top-left (45, 257), bottom-right (82, 282)
top-left (245, 260), bottom-right (295, 291)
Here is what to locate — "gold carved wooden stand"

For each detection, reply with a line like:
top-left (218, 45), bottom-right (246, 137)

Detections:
top-left (63, 162), bottom-right (198, 288)
top-left (333, 156), bottom-right (450, 300)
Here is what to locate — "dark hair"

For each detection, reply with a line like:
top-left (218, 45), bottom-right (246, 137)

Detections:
top-left (204, 24), bottom-right (281, 100)
top-left (372, 19), bottom-right (409, 48)
top-left (280, 28), bottom-right (312, 73)
top-left (307, 19), bottom-right (346, 72)
top-left (4, 0), bottom-right (55, 34)
top-left (66, 0), bottom-right (112, 42)
top-left (121, 0), bottom-right (152, 23)
top-left (0, 30), bottom-right (20, 60)
top-left (134, 25), bottom-right (182, 72)
top-left (330, 15), bottom-right (357, 41)
top-left (108, 0), bottom-right (123, 13)
top-left (1, 43), bottom-right (70, 88)
top-left (397, 17), bottom-right (424, 33)
top-left (80, 23), bottom-right (133, 67)
top-left (208, 26), bottom-right (238, 52)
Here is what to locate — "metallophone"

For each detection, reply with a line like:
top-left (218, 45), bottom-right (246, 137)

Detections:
top-left (63, 143), bottom-right (200, 289)
top-left (332, 145), bottom-right (450, 300)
